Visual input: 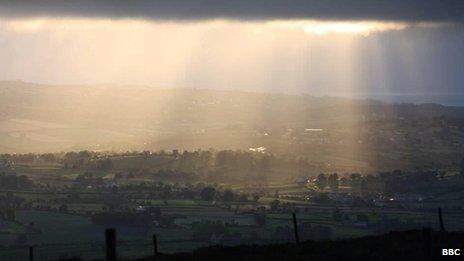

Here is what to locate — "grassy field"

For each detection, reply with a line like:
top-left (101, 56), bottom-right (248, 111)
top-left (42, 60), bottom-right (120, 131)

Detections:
top-left (0, 197), bottom-right (463, 260)
top-left (0, 203), bottom-right (376, 260)
top-left (3, 162), bottom-right (464, 260)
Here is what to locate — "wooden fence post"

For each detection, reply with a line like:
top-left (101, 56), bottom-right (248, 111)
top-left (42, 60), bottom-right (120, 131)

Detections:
top-left (438, 207), bottom-right (445, 232)
top-left (105, 228), bottom-right (116, 261)
top-left (292, 212), bottom-right (300, 244)
top-left (153, 234), bottom-right (159, 258)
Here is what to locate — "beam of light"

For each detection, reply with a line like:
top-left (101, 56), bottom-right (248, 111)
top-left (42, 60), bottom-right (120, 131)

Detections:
top-left (0, 17), bottom-right (449, 94)
top-left (0, 16), bottom-right (457, 169)
top-left (0, 17), bottom-right (449, 96)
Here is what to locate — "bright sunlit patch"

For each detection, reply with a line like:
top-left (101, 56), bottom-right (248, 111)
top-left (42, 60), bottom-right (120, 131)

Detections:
top-left (2, 18), bottom-right (412, 36)
top-left (266, 20), bottom-right (409, 36)
top-left (2, 18), bottom-right (49, 32)
top-left (1, 18), bottom-right (152, 32)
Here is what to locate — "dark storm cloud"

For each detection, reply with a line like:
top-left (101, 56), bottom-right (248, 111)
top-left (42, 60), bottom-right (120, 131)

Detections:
top-left (0, 0), bottom-right (463, 22)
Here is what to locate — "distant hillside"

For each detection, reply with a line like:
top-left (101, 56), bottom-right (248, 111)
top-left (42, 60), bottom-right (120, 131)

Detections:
top-left (1, 81), bottom-right (463, 171)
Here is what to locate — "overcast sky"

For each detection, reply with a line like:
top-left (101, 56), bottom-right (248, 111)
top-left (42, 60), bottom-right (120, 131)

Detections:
top-left (0, 0), bottom-right (463, 105)
top-left (0, 0), bottom-right (463, 22)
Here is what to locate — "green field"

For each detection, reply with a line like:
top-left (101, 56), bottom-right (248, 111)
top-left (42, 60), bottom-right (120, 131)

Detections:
top-left (0, 203), bottom-right (377, 261)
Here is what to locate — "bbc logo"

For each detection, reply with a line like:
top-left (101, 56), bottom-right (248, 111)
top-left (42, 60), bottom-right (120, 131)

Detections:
top-left (442, 249), bottom-right (461, 256)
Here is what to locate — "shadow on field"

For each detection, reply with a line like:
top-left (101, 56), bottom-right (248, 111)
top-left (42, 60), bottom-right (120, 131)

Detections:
top-left (59, 229), bottom-right (463, 261)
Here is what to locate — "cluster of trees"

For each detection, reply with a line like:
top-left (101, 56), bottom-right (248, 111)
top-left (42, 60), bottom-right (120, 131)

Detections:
top-left (268, 200), bottom-right (298, 213)
top-left (314, 170), bottom-right (446, 194)
top-left (0, 173), bottom-right (33, 189)
top-left (0, 150), bottom-right (113, 171)
top-left (1, 153), bottom-right (55, 164)
top-left (147, 169), bottom-right (198, 182)
top-left (74, 172), bottom-right (104, 187)
top-left (0, 157), bottom-right (14, 170)
top-left (66, 181), bottom-right (251, 206)
top-left (63, 151), bottom-right (114, 170)
top-left (0, 192), bottom-right (26, 209)
top-left (1, 149), bottom-right (323, 183)
top-left (3, 150), bottom-right (462, 191)
top-left (315, 173), bottom-right (339, 191)
top-left (198, 186), bottom-right (249, 203)
top-left (380, 170), bottom-right (440, 193)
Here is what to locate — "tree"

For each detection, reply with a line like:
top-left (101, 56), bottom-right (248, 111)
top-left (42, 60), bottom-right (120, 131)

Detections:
top-left (63, 152), bottom-right (78, 168)
top-left (17, 175), bottom-right (33, 188)
top-left (99, 158), bottom-right (113, 171)
top-left (41, 153), bottom-right (56, 163)
top-left (328, 173), bottom-right (339, 191)
top-left (200, 186), bottom-right (216, 201)
top-left (360, 178), bottom-right (368, 195)
top-left (349, 173), bottom-right (362, 191)
top-left (161, 184), bottom-right (172, 199)
top-left (269, 199), bottom-right (280, 211)
top-left (315, 173), bottom-right (327, 190)
top-left (215, 150), bottom-right (235, 171)
top-left (78, 150), bottom-right (92, 159)
top-left (350, 173), bottom-right (362, 183)
top-left (222, 189), bottom-right (235, 203)
top-left (339, 177), bottom-right (348, 186)
top-left (258, 155), bottom-right (271, 184)
top-left (59, 204), bottom-right (68, 212)
top-left (238, 194), bottom-right (248, 202)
